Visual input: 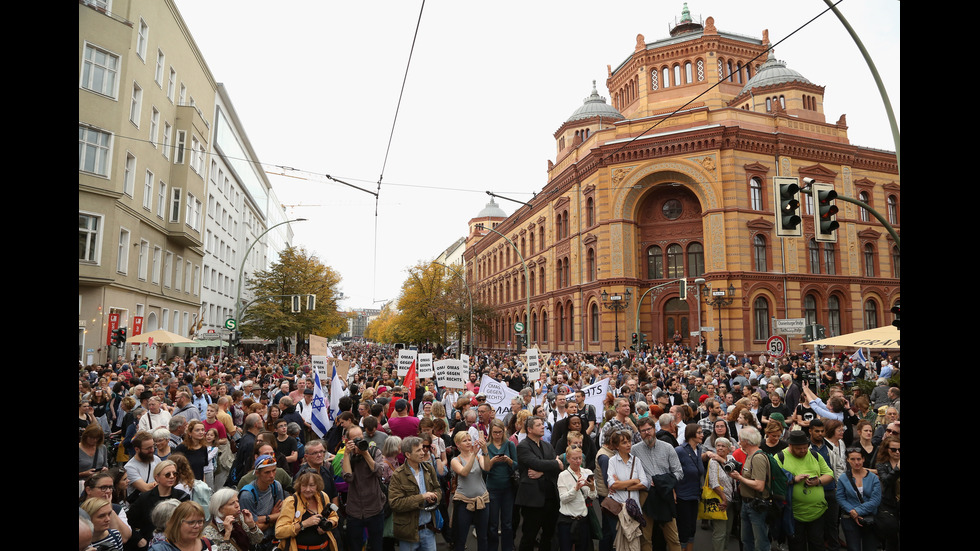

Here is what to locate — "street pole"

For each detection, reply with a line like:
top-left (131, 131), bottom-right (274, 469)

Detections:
top-left (233, 218), bottom-right (307, 357)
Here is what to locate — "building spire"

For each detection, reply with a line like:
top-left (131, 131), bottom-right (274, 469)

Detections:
top-left (680, 2), bottom-right (692, 24)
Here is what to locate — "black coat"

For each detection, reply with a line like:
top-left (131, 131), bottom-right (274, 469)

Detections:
top-left (515, 437), bottom-right (561, 508)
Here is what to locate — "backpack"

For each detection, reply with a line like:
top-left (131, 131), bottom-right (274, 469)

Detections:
top-left (239, 480), bottom-right (284, 515)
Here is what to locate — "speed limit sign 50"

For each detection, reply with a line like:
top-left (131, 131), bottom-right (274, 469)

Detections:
top-left (766, 335), bottom-right (786, 358)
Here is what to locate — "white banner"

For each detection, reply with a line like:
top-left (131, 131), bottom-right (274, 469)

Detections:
top-left (526, 348), bottom-right (540, 381)
top-left (418, 353), bottom-right (433, 378)
top-left (461, 354), bottom-right (470, 371)
top-left (397, 349), bottom-right (417, 377)
top-left (479, 374), bottom-right (520, 421)
top-left (434, 359), bottom-right (467, 389)
top-left (311, 355), bottom-right (329, 386)
top-left (566, 377), bottom-right (609, 419)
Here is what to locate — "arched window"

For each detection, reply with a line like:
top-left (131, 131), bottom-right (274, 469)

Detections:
top-left (728, 61), bottom-right (734, 81)
top-left (539, 226), bottom-right (545, 251)
top-left (859, 191), bottom-right (871, 222)
top-left (804, 294), bottom-right (818, 327)
top-left (532, 311), bottom-right (538, 343)
top-left (750, 178), bottom-right (763, 210)
top-left (824, 242), bottom-right (836, 275)
top-left (736, 61), bottom-right (743, 83)
top-left (673, 65), bottom-right (682, 86)
top-left (754, 235), bottom-right (768, 272)
top-left (587, 248), bottom-right (596, 282)
top-left (779, 95), bottom-right (785, 109)
top-left (562, 210), bottom-right (569, 238)
top-left (556, 264), bottom-right (563, 289)
top-left (555, 213), bottom-right (562, 239)
top-left (590, 303), bottom-right (600, 342)
top-left (563, 257), bottom-right (570, 288)
top-left (505, 280), bottom-right (510, 302)
top-left (529, 231), bottom-right (535, 255)
top-left (687, 243), bottom-right (704, 277)
top-left (809, 239), bottom-right (821, 274)
top-left (521, 237), bottom-right (526, 258)
top-left (666, 244), bottom-right (684, 278)
top-left (663, 67), bottom-right (671, 88)
top-left (539, 268), bottom-right (546, 294)
top-left (647, 245), bottom-right (663, 279)
top-left (864, 300), bottom-right (878, 329)
top-left (558, 304), bottom-right (565, 342)
top-left (541, 310), bottom-right (548, 343)
top-left (685, 62), bottom-right (693, 83)
top-left (766, 97), bottom-right (772, 112)
top-left (567, 303), bottom-right (574, 342)
top-left (828, 295), bottom-right (842, 336)
top-left (887, 195), bottom-right (898, 225)
top-left (864, 244), bottom-right (876, 277)
top-left (892, 247), bottom-right (900, 278)
top-left (754, 296), bottom-right (770, 341)
top-left (529, 268), bottom-right (536, 296)
top-left (586, 197), bottom-right (594, 226)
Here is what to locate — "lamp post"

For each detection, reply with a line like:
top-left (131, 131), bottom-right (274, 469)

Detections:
top-left (434, 260), bottom-right (472, 358)
top-left (601, 288), bottom-right (632, 353)
top-left (702, 283), bottom-right (736, 357)
top-left (233, 218), bottom-right (307, 356)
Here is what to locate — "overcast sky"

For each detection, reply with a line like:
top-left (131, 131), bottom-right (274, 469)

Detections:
top-left (173, 0), bottom-right (900, 311)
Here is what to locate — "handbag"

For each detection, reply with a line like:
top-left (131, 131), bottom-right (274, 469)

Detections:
top-left (600, 496), bottom-right (623, 516)
top-left (697, 467), bottom-right (727, 520)
top-left (585, 498), bottom-right (602, 540)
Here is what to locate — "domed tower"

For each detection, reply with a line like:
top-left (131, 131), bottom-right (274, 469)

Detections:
top-left (466, 198), bottom-right (507, 241)
top-left (729, 51), bottom-right (827, 123)
top-left (553, 81), bottom-right (624, 158)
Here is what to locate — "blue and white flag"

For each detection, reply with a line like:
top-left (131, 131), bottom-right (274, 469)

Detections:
top-left (310, 368), bottom-right (331, 437)
top-left (849, 348), bottom-right (867, 364)
top-left (329, 364), bottom-right (345, 423)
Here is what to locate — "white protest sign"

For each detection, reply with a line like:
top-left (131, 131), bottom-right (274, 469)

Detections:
top-left (434, 359), bottom-right (467, 389)
top-left (311, 356), bottom-right (329, 387)
top-left (565, 377), bottom-right (609, 419)
top-left (418, 353), bottom-right (433, 378)
top-left (480, 374), bottom-right (520, 421)
top-left (526, 348), bottom-right (540, 381)
top-left (461, 354), bottom-right (470, 371)
top-left (397, 349), bottom-right (417, 377)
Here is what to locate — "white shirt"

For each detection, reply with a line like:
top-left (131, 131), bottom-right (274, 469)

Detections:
top-left (606, 453), bottom-right (649, 504)
top-left (558, 467), bottom-right (597, 517)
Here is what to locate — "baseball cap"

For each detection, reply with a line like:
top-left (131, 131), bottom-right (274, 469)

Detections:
top-left (253, 455), bottom-right (277, 471)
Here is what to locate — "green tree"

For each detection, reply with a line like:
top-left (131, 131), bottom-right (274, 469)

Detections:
top-left (242, 246), bottom-right (346, 346)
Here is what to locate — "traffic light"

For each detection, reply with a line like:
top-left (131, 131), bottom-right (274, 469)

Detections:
top-left (110, 329), bottom-right (120, 347)
top-left (118, 327), bottom-right (127, 346)
top-left (812, 182), bottom-right (839, 242)
top-left (774, 177), bottom-right (803, 237)
top-left (291, 295), bottom-right (301, 313)
top-left (678, 278), bottom-right (687, 300)
top-left (891, 301), bottom-right (900, 330)
top-left (307, 294), bottom-right (316, 311)
top-left (631, 332), bottom-right (638, 348)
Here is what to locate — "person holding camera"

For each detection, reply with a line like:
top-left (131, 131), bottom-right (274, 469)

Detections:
top-left (342, 425), bottom-right (386, 551)
top-left (275, 471), bottom-right (340, 551)
top-left (705, 438), bottom-right (737, 551)
top-left (727, 426), bottom-right (770, 551)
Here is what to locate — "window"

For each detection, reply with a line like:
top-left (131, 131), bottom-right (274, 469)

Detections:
top-left (167, 68), bottom-right (176, 102)
top-left (804, 294), bottom-right (818, 327)
top-left (754, 235), bottom-right (768, 271)
top-left (79, 213), bottom-right (102, 263)
top-left (591, 303), bottom-right (600, 342)
top-left (143, 170), bottom-right (153, 210)
top-left (673, 65), bottom-right (681, 86)
top-left (586, 197), bottom-right (594, 226)
top-left (179, 83), bottom-right (187, 105)
top-left (559, 304), bottom-right (565, 342)
top-left (193, 265), bottom-right (200, 295)
top-left (750, 178), bottom-right (763, 210)
top-left (162, 123), bottom-right (172, 158)
top-left (824, 242), bottom-right (836, 275)
top-left (891, 247), bottom-right (900, 278)
top-left (163, 251), bottom-right (173, 288)
top-left (541, 310), bottom-right (548, 343)
top-left (858, 191), bottom-right (870, 222)
top-left (539, 225), bottom-right (545, 251)
top-left (155, 50), bottom-right (165, 85)
top-left (808, 239), bottom-right (821, 274)
top-left (149, 108), bottom-right (159, 148)
top-left (185, 261), bottom-right (192, 293)
top-left (123, 153), bottom-right (136, 197)
top-left (80, 44), bottom-right (119, 97)
top-left (170, 187), bottom-right (182, 223)
top-left (186, 193), bottom-right (202, 230)
top-left (887, 195), bottom-right (898, 225)
top-left (828, 296), bottom-right (842, 336)
top-left (539, 268), bottom-right (546, 295)
top-left (666, 244), bottom-right (683, 278)
top-left (157, 182), bottom-right (167, 218)
top-left (175, 255), bottom-right (183, 291)
top-left (151, 246), bottom-right (162, 284)
top-left (174, 130), bottom-right (186, 164)
top-left (587, 248), bottom-right (596, 282)
top-left (685, 62), bottom-right (693, 83)
top-left (864, 300), bottom-right (878, 330)
top-left (754, 297), bottom-right (770, 341)
top-left (138, 240), bottom-right (149, 280)
top-left (562, 258), bottom-right (570, 289)
top-left (78, 125), bottom-right (111, 176)
top-left (130, 82), bottom-right (142, 126)
top-left (647, 245), bottom-right (663, 279)
top-left (190, 136), bottom-right (205, 174)
top-left (117, 228), bottom-right (130, 274)
top-left (864, 244), bottom-right (876, 277)
top-left (687, 243), bottom-right (704, 277)
top-left (567, 303), bottom-right (574, 342)
top-left (136, 18), bottom-right (148, 60)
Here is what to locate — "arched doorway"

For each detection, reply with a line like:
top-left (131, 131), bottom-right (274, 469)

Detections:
top-left (663, 297), bottom-right (691, 347)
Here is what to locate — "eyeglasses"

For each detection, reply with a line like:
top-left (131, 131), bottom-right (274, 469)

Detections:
top-left (885, 429), bottom-right (899, 434)
top-left (306, 450), bottom-right (326, 456)
top-left (888, 447), bottom-right (900, 453)
top-left (95, 485), bottom-right (113, 492)
top-left (182, 520), bottom-right (205, 527)
top-left (160, 471), bottom-right (177, 478)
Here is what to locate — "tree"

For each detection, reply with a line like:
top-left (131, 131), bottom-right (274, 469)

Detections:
top-left (242, 246), bottom-right (346, 346)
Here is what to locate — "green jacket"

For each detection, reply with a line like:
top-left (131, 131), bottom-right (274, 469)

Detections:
top-left (388, 460), bottom-right (442, 543)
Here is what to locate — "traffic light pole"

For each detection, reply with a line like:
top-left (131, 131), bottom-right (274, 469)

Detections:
top-left (633, 278), bottom-right (689, 349)
top-left (800, 186), bottom-right (899, 249)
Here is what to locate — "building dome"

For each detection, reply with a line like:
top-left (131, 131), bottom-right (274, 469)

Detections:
top-left (567, 81), bottom-right (625, 123)
top-left (475, 198), bottom-right (507, 219)
top-left (739, 53), bottom-right (812, 95)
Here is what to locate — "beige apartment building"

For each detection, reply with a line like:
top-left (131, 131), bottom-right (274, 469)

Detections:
top-left (79, 0), bottom-right (215, 364)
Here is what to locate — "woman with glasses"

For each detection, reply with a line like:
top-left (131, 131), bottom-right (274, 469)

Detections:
top-left (873, 436), bottom-right (900, 551)
top-left (81, 472), bottom-right (133, 543)
top-left (148, 501), bottom-right (212, 551)
top-left (128, 460), bottom-right (191, 549)
top-left (275, 472), bottom-right (340, 551)
top-left (203, 488), bottom-right (263, 551)
top-left (836, 448), bottom-right (882, 551)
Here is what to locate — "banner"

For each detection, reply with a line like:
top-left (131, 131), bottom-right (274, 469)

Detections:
top-left (309, 334), bottom-right (328, 356)
top-left (397, 349), bottom-right (417, 377)
top-left (418, 353), bottom-right (433, 378)
top-left (310, 368), bottom-right (331, 437)
top-left (434, 359), bottom-right (467, 389)
top-left (526, 348), bottom-right (540, 381)
top-left (311, 356), bottom-right (329, 384)
top-left (333, 359), bottom-right (351, 381)
top-left (461, 354), bottom-right (470, 371)
top-left (565, 377), bottom-right (609, 419)
top-left (479, 374), bottom-right (519, 420)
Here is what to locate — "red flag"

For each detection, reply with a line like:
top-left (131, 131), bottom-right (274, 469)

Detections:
top-left (405, 360), bottom-right (417, 402)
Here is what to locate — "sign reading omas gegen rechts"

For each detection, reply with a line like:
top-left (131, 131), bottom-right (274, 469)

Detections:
top-left (434, 359), bottom-right (466, 389)
top-left (397, 349), bottom-right (417, 377)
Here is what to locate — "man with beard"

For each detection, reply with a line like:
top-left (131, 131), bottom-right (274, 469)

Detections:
top-left (124, 431), bottom-right (160, 498)
top-left (631, 417), bottom-right (683, 551)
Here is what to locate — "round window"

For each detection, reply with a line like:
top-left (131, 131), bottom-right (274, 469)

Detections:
top-left (662, 199), bottom-right (682, 220)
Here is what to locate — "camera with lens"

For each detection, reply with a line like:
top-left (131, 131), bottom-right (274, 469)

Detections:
top-left (354, 438), bottom-right (369, 452)
top-left (318, 504), bottom-right (339, 531)
top-left (722, 457), bottom-right (743, 474)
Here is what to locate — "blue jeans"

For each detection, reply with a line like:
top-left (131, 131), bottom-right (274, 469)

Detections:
top-left (454, 500), bottom-right (489, 551)
top-left (488, 487), bottom-right (514, 551)
top-left (741, 501), bottom-right (771, 551)
top-left (840, 516), bottom-right (879, 551)
top-left (399, 527), bottom-right (437, 551)
top-left (348, 512), bottom-right (385, 551)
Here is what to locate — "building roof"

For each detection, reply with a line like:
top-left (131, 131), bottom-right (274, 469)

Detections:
top-left (566, 81), bottom-right (625, 123)
top-left (738, 53), bottom-right (812, 94)
top-left (475, 198), bottom-right (507, 219)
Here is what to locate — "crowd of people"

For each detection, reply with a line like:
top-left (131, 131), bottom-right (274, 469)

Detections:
top-left (79, 341), bottom-right (900, 551)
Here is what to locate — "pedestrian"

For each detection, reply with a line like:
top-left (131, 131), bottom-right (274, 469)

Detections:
top-left (515, 416), bottom-right (563, 551)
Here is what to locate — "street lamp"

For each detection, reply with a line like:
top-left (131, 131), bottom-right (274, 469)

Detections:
top-left (701, 283), bottom-right (736, 357)
top-left (601, 288), bottom-right (632, 352)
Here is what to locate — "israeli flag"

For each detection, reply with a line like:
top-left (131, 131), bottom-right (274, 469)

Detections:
top-left (311, 369), bottom-right (331, 437)
top-left (849, 348), bottom-right (867, 364)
